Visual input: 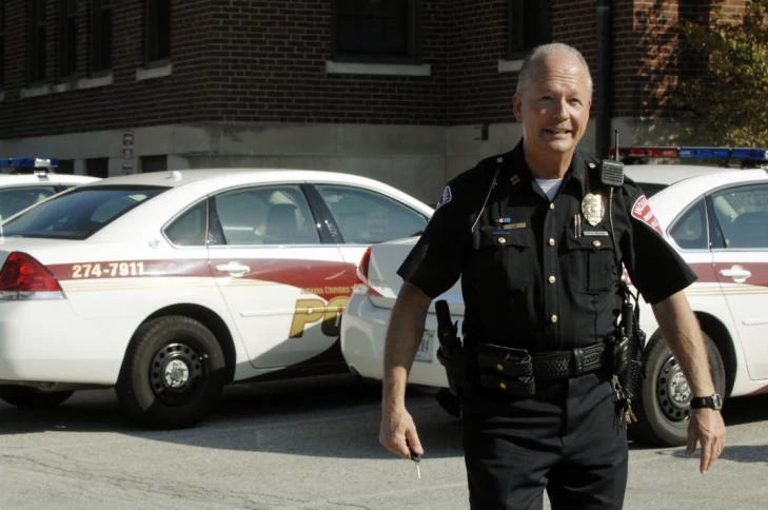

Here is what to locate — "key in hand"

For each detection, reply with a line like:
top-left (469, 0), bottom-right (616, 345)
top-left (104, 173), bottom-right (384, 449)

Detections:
top-left (409, 450), bottom-right (421, 480)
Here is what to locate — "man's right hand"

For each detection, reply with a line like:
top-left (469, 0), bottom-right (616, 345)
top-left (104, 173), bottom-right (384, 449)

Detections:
top-left (379, 406), bottom-right (424, 459)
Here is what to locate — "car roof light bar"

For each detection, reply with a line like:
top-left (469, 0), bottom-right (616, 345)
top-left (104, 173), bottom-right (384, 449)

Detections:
top-left (0, 158), bottom-right (59, 169)
top-left (608, 146), bottom-right (768, 162)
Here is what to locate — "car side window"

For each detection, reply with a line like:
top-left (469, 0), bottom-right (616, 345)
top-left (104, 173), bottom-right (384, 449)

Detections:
top-left (712, 184), bottom-right (768, 249)
top-left (213, 185), bottom-right (319, 245)
top-left (0, 186), bottom-right (58, 219)
top-left (314, 184), bottom-right (428, 243)
top-left (165, 201), bottom-right (208, 246)
top-left (669, 199), bottom-right (707, 250)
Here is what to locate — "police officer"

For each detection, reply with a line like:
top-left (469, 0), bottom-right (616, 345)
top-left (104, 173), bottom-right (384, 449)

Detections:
top-left (379, 42), bottom-right (726, 509)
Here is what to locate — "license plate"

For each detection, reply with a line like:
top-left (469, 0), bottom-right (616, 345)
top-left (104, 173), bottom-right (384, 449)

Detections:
top-left (414, 330), bottom-right (434, 363)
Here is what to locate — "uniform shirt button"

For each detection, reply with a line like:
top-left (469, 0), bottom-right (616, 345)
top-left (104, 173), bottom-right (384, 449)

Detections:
top-left (496, 157), bottom-right (504, 164)
top-left (549, 202), bottom-right (555, 210)
top-left (548, 275), bottom-right (556, 284)
top-left (550, 314), bottom-right (558, 323)
top-left (548, 238), bottom-right (555, 246)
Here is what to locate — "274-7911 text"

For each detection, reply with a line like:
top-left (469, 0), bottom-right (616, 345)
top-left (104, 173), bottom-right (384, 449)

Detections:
top-left (71, 261), bottom-right (145, 279)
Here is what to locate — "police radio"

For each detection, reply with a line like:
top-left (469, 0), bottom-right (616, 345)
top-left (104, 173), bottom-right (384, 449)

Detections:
top-left (601, 130), bottom-right (625, 187)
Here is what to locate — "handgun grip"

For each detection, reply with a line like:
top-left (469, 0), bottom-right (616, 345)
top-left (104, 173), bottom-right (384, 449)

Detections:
top-left (435, 299), bottom-right (451, 326)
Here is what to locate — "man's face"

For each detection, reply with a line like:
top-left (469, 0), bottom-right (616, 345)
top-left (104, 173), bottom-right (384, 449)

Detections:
top-left (513, 53), bottom-right (592, 157)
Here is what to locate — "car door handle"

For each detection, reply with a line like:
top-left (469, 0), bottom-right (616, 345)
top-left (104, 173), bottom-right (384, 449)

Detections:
top-left (719, 266), bottom-right (751, 282)
top-left (215, 262), bottom-right (250, 277)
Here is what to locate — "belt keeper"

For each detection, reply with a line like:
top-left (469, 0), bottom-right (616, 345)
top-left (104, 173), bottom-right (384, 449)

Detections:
top-left (573, 347), bottom-right (584, 375)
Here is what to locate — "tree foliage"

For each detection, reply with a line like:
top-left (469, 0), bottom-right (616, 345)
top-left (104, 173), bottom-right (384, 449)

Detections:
top-left (674, 0), bottom-right (768, 146)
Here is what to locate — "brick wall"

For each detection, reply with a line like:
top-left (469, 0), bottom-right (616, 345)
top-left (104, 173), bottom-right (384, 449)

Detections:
top-left (1, 0), bottom-right (450, 139)
top-left (0, 0), bottom-right (752, 140)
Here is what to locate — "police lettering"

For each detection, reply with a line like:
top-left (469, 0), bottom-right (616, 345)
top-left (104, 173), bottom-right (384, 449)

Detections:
top-left (289, 296), bottom-right (349, 338)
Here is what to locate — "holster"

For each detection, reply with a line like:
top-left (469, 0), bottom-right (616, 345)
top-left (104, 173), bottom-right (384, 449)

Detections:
top-left (437, 344), bottom-right (466, 395)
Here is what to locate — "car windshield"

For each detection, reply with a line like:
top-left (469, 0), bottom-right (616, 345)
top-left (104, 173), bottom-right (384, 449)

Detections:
top-left (1, 185), bottom-right (168, 239)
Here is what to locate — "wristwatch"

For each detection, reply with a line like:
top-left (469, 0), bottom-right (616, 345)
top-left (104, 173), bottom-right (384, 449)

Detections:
top-left (689, 393), bottom-right (723, 410)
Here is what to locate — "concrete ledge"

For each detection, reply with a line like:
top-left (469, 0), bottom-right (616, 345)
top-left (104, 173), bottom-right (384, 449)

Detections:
top-left (325, 60), bottom-right (431, 76)
top-left (498, 59), bottom-right (523, 73)
top-left (20, 84), bottom-right (53, 99)
top-left (136, 63), bottom-right (173, 81)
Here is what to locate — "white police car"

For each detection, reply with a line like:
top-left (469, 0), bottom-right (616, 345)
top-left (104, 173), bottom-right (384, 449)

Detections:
top-left (340, 146), bottom-right (768, 447)
top-left (0, 168), bottom-right (433, 428)
top-left (0, 158), bottom-right (99, 220)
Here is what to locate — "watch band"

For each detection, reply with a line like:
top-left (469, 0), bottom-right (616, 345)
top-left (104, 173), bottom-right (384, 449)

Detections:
top-left (689, 393), bottom-right (723, 410)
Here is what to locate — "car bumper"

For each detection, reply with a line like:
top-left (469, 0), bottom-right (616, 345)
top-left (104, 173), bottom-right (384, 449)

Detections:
top-left (0, 300), bottom-right (129, 385)
top-left (341, 291), bottom-right (449, 388)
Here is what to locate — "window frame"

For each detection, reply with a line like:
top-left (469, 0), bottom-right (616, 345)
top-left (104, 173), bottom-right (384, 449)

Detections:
top-left (90, 0), bottom-right (113, 74)
top-left (27, 0), bottom-right (47, 84)
top-left (57, 0), bottom-right (78, 79)
top-left (144, 0), bottom-right (171, 66)
top-left (332, 0), bottom-right (422, 64)
top-left (0, 1), bottom-right (5, 88)
top-left (507, 0), bottom-right (552, 60)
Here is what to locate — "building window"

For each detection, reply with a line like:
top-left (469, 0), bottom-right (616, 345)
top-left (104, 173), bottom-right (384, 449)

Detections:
top-left (144, 0), bottom-right (171, 65)
top-left (86, 157), bottom-right (109, 178)
top-left (0, 2), bottom-right (5, 88)
top-left (27, 0), bottom-right (47, 83)
top-left (141, 155), bottom-right (167, 173)
top-left (58, 0), bottom-right (78, 79)
top-left (334, 0), bottom-right (421, 63)
top-left (56, 159), bottom-right (75, 174)
top-left (507, 0), bottom-right (552, 59)
top-left (90, 0), bottom-right (112, 73)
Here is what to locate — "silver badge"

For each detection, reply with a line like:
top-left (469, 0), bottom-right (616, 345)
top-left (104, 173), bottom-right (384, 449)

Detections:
top-left (581, 193), bottom-right (604, 226)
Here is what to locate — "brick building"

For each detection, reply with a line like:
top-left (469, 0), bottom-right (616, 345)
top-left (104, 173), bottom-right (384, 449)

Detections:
top-left (0, 1), bottom-right (745, 202)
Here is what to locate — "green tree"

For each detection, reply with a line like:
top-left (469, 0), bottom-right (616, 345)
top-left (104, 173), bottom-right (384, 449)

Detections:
top-left (674, 0), bottom-right (768, 146)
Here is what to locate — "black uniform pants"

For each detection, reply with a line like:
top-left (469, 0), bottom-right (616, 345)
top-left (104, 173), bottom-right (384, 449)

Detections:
top-left (461, 371), bottom-right (628, 510)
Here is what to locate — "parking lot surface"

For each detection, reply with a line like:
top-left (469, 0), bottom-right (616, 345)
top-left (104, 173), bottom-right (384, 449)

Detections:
top-left (1, 376), bottom-right (767, 509)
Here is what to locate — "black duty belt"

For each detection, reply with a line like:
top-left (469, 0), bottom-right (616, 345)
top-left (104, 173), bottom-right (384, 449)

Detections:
top-left (531, 342), bottom-right (608, 380)
top-left (475, 342), bottom-right (609, 397)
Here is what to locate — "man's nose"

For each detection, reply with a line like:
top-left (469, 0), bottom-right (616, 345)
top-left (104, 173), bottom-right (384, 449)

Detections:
top-left (551, 99), bottom-right (569, 119)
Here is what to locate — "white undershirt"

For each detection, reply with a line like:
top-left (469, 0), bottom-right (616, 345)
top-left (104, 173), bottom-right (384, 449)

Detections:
top-left (536, 177), bottom-right (563, 201)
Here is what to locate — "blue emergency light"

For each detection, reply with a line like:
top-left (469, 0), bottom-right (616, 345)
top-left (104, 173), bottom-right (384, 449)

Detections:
top-left (609, 146), bottom-right (768, 163)
top-left (0, 157), bottom-right (59, 169)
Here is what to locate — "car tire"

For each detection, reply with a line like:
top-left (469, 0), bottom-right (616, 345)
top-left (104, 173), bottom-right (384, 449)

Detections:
top-left (0, 386), bottom-right (73, 409)
top-left (434, 388), bottom-right (461, 418)
top-left (629, 331), bottom-right (726, 447)
top-left (116, 315), bottom-right (227, 430)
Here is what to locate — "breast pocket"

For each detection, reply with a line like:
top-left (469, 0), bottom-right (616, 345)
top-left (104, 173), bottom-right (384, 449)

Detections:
top-left (473, 227), bottom-right (534, 289)
top-left (563, 233), bottom-right (617, 294)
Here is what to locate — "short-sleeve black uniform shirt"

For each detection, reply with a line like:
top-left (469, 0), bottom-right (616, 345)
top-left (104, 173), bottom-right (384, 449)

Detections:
top-left (398, 142), bottom-right (696, 353)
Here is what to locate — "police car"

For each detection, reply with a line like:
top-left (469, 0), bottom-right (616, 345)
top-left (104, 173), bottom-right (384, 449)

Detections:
top-left (340, 146), bottom-right (768, 447)
top-left (0, 168), bottom-right (433, 428)
top-left (0, 158), bottom-right (99, 219)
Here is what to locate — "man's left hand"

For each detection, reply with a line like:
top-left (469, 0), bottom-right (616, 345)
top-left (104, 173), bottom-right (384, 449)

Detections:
top-left (686, 408), bottom-right (726, 473)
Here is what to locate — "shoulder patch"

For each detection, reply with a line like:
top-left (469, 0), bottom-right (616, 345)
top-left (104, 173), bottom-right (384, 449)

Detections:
top-left (435, 185), bottom-right (453, 210)
top-left (631, 195), bottom-right (663, 234)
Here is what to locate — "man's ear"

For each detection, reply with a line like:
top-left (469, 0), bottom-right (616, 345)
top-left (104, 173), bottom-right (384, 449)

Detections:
top-left (513, 93), bottom-right (523, 121)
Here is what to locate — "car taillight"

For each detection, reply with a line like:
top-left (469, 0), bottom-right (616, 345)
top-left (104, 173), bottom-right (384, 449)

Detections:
top-left (0, 252), bottom-right (63, 294)
top-left (353, 247), bottom-right (384, 298)
top-left (354, 247), bottom-right (372, 288)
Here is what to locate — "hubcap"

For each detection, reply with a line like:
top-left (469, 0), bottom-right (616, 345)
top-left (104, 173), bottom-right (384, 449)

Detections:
top-left (656, 355), bottom-right (691, 422)
top-left (150, 343), bottom-right (205, 398)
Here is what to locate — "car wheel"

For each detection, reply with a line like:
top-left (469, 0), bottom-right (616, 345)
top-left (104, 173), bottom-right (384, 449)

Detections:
top-left (629, 331), bottom-right (726, 447)
top-left (116, 315), bottom-right (227, 429)
top-left (0, 386), bottom-right (73, 409)
top-left (434, 388), bottom-right (461, 418)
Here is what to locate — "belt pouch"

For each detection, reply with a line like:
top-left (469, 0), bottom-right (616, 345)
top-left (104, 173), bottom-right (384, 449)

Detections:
top-left (476, 344), bottom-right (535, 396)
